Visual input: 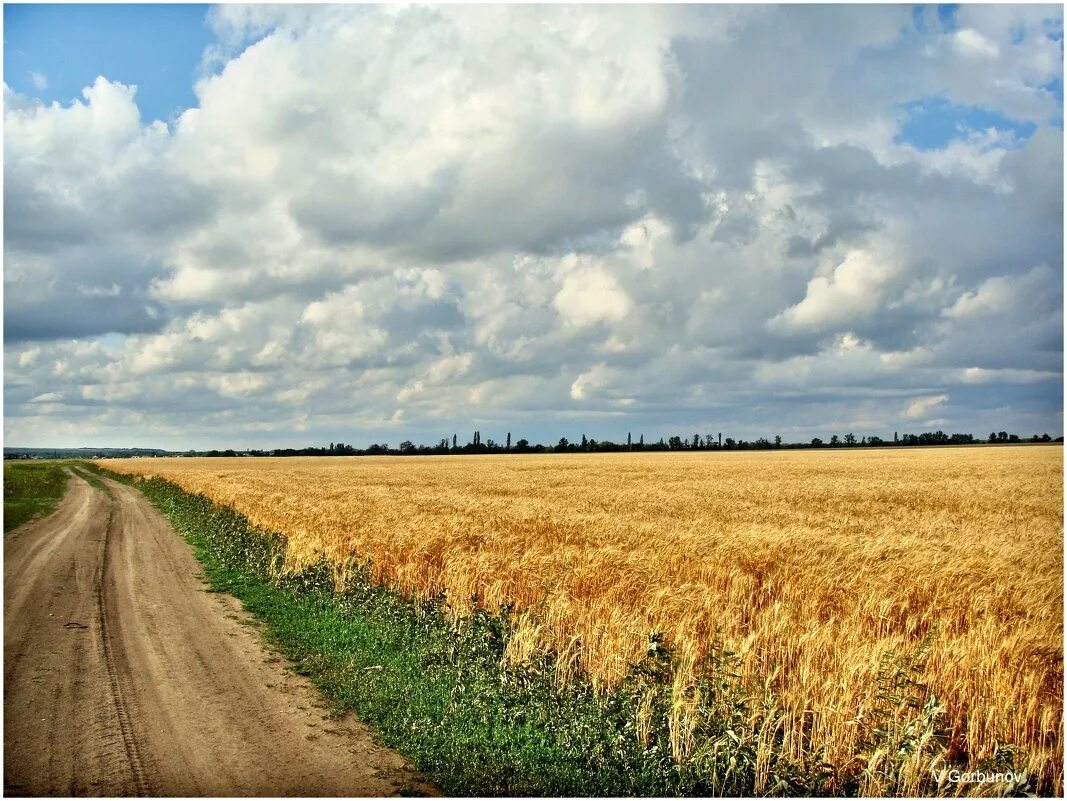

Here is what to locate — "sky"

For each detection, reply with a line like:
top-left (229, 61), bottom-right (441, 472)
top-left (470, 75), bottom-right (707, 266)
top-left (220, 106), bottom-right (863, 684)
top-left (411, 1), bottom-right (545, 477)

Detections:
top-left (3, 4), bottom-right (1064, 450)
top-left (3, 4), bottom-right (211, 124)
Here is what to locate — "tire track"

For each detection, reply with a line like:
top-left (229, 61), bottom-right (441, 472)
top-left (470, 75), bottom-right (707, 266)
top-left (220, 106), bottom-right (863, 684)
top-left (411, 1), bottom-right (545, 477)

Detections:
top-left (94, 491), bottom-right (151, 796)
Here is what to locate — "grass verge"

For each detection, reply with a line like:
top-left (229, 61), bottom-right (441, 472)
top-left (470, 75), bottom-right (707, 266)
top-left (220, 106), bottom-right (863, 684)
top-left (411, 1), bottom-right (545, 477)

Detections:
top-left (3, 461), bottom-right (70, 532)
top-left (87, 464), bottom-right (1038, 797)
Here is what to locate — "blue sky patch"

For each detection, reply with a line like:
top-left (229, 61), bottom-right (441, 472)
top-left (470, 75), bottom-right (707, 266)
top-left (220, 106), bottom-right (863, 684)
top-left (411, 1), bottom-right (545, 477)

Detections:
top-left (912, 5), bottom-right (958, 35)
top-left (936, 4), bottom-right (959, 32)
top-left (1043, 78), bottom-right (1064, 110)
top-left (895, 97), bottom-right (1037, 150)
top-left (4, 4), bottom-right (211, 124)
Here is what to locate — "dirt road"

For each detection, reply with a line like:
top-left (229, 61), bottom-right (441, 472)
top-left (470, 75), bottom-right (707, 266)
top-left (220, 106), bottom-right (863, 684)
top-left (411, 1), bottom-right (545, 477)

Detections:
top-left (4, 470), bottom-right (435, 796)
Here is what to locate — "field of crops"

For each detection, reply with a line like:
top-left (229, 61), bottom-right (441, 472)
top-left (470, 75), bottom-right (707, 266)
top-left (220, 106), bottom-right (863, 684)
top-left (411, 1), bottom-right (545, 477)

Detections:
top-left (104, 446), bottom-right (1063, 794)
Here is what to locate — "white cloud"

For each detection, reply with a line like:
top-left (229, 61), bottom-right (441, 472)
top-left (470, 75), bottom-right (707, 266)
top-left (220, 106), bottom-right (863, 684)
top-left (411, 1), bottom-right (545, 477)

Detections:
top-left (570, 364), bottom-right (621, 401)
top-left (127, 333), bottom-right (185, 375)
top-left (959, 367), bottom-right (1059, 384)
top-left (944, 265), bottom-right (1057, 319)
top-left (553, 257), bottom-right (632, 329)
top-left (208, 372), bottom-right (269, 399)
top-left (951, 29), bottom-right (1001, 59)
top-left (30, 72), bottom-right (47, 91)
top-left (77, 284), bottom-right (122, 298)
top-left (769, 249), bottom-right (900, 332)
top-left (905, 394), bottom-right (949, 419)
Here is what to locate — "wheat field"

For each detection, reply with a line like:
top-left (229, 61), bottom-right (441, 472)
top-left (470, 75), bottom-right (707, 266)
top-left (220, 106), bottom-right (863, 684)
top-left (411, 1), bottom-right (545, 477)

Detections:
top-left (104, 446), bottom-right (1063, 793)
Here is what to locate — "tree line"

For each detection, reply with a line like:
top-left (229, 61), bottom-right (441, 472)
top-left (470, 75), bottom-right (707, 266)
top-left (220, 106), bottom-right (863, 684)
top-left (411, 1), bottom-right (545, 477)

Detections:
top-left (192, 429), bottom-right (1061, 457)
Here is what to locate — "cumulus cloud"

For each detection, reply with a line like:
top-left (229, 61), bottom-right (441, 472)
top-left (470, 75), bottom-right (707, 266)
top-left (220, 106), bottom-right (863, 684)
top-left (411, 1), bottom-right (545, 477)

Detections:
top-left (943, 265), bottom-right (1058, 319)
top-left (770, 249), bottom-right (900, 332)
top-left (4, 76), bottom-right (213, 341)
top-left (570, 364), bottom-right (627, 402)
top-left (554, 257), bottom-right (632, 329)
top-left (905, 394), bottom-right (949, 419)
top-left (952, 29), bottom-right (1001, 59)
top-left (3, 5), bottom-right (1063, 448)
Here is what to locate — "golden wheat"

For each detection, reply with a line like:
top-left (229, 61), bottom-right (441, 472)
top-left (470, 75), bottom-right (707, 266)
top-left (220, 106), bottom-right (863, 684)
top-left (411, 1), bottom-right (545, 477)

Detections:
top-left (104, 446), bottom-right (1063, 793)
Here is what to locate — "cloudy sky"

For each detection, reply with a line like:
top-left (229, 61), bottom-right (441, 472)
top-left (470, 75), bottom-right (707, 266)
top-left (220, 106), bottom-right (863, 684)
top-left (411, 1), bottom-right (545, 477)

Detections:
top-left (3, 4), bottom-right (1064, 450)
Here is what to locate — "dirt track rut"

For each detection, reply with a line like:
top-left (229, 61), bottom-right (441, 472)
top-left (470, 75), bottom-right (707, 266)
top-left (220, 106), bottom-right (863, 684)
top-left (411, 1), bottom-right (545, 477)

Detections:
top-left (4, 470), bottom-right (435, 796)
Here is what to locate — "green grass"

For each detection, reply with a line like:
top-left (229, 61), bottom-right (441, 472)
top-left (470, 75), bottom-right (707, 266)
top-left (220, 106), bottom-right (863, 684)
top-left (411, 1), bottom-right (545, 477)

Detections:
top-left (3, 461), bottom-right (70, 532)
top-left (85, 465), bottom-right (1034, 797)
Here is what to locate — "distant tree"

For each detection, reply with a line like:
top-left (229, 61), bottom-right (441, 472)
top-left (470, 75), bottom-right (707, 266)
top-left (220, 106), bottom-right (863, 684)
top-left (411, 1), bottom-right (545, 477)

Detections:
top-left (724, 437), bottom-right (736, 449)
top-left (399, 440), bottom-right (415, 453)
top-left (668, 435), bottom-right (683, 450)
top-left (639, 434), bottom-right (644, 446)
top-left (811, 437), bottom-right (824, 447)
top-left (774, 435), bottom-right (782, 447)
top-left (516, 438), bottom-right (530, 451)
top-left (506, 432), bottom-right (511, 450)
top-left (453, 434), bottom-right (458, 449)
top-left (830, 434), bottom-right (840, 446)
top-left (1008, 434), bottom-right (1020, 443)
top-left (558, 437), bottom-right (569, 451)
top-left (693, 434), bottom-right (701, 449)
top-left (1042, 433), bottom-right (1052, 442)
top-left (627, 432), bottom-right (632, 449)
top-left (581, 434), bottom-right (589, 450)
top-left (998, 431), bottom-right (1008, 442)
top-left (989, 432), bottom-right (997, 444)
top-left (844, 433), bottom-right (856, 446)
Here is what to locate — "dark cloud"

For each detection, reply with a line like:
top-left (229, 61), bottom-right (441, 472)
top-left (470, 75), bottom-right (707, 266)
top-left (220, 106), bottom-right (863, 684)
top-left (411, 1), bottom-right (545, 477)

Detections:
top-left (5, 295), bottom-right (165, 342)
